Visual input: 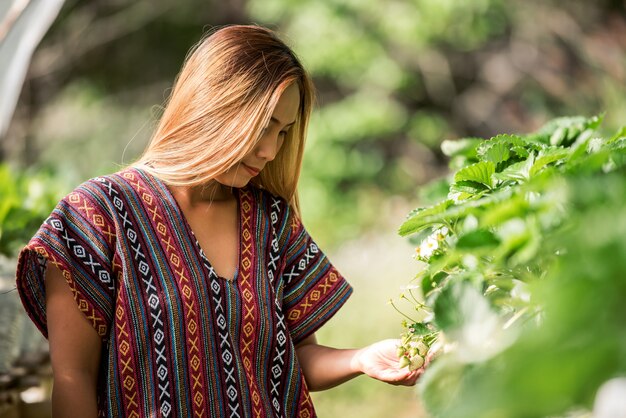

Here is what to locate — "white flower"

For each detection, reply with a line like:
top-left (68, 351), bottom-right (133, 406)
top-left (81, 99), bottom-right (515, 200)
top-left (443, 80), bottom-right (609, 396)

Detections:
top-left (415, 236), bottom-right (439, 261)
top-left (434, 226), bottom-right (449, 241)
top-left (415, 228), bottom-right (450, 261)
top-left (422, 236), bottom-right (439, 258)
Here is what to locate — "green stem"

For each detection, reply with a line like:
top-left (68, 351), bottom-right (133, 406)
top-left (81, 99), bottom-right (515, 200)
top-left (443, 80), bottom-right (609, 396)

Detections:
top-left (407, 288), bottom-right (424, 306)
top-left (389, 299), bottom-right (419, 323)
top-left (423, 332), bottom-right (440, 346)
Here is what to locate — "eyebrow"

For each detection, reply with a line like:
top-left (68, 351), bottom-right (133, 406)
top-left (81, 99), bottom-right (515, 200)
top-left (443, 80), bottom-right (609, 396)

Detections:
top-left (270, 117), bottom-right (296, 128)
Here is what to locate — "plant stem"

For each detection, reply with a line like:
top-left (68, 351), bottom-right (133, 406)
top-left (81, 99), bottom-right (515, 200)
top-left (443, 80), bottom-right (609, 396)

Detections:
top-left (389, 299), bottom-right (419, 323)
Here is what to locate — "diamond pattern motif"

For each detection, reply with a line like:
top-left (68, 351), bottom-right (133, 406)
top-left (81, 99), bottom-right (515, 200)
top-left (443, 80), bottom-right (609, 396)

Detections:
top-left (238, 189), bottom-right (263, 416)
top-left (131, 172), bottom-right (208, 417)
top-left (115, 303), bottom-right (141, 416)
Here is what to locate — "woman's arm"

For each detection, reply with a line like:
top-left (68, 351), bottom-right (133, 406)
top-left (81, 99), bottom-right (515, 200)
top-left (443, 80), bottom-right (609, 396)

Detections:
top-left (295, 333), bottom-right (422, 391)
top-left (45, 264), bottom-right (102, 418)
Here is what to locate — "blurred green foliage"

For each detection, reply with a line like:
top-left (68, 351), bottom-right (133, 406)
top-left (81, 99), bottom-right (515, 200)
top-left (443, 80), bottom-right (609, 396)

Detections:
top-left (0, 165), bottom-right (70, 257)
top-left (5, 0), bottom-right (625, 248)
top-left (395, 116), bottom-right (626, 417)
top-left (245, 0), bottom-right (626, 244)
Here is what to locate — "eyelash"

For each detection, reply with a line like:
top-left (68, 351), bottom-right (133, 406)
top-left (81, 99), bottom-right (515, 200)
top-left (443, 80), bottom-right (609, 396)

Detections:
top-left (261, 128), bottom-right (288, 134)
top-left (260, 127), bottom-right (289, 140)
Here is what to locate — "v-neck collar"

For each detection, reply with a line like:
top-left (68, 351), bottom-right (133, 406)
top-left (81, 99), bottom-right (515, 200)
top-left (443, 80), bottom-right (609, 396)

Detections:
top-left (133, 167), bottom-right (246, 283)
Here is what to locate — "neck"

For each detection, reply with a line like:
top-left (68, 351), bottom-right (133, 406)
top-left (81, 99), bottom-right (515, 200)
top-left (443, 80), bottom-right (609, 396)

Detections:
top-left (171, 181), bottom-right (235, 206)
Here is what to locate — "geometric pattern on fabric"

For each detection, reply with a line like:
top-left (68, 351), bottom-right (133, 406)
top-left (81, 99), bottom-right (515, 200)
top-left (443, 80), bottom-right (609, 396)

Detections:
top-left (199, 247), bottom-right (242, 418)
top-left (15, 167), bottom-right (353, 417)
top-left (100, 173), bottom-right (173, 417)
top-left (238, 189), bottom-right (265, 418)
top-left (267, 195), bottom-right (288, 418)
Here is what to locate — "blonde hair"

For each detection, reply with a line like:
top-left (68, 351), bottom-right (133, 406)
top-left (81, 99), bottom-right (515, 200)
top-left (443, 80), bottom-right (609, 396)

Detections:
top-left (134, 25), bottom-right (315, 214)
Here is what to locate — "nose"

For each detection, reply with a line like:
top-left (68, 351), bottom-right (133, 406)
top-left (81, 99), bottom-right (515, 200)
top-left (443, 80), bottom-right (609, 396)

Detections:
top-left (254, 133), bottom-right (281, 162)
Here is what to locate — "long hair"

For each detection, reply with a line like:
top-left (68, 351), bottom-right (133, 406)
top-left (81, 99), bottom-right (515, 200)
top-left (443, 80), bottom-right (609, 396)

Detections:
top-left (134, 25), bottom-right (315, 214)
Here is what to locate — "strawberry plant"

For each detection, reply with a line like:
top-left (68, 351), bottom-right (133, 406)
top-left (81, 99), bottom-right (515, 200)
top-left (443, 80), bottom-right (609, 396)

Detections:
top-left (394, 115), bottom-right (626, 417)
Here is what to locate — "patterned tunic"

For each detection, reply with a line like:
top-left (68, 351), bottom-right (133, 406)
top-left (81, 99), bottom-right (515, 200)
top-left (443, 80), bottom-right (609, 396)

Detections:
top-left (16, 167), bottom-right (352, 417)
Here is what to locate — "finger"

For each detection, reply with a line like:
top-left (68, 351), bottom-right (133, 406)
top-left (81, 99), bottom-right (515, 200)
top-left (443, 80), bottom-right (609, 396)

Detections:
top-left (381, 368), bottom-right (414, 383)
top-left (391, 369), bottom-right (421, 386)
top-left (394, 368), bottom-right (424, 386)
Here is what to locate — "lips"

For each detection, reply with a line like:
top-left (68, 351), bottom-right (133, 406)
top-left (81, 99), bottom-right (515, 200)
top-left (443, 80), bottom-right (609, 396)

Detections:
top-left (242, 163), bottom-right (261, 177)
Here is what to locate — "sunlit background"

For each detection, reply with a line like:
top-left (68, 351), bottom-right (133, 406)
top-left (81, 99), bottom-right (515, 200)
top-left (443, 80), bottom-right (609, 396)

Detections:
top-left (1, 0), bottom-right (625, 416)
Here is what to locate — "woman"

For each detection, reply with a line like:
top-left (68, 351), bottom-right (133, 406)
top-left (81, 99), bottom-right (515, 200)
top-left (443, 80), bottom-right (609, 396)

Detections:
top-left (16, 25), bottom-right (423, 417)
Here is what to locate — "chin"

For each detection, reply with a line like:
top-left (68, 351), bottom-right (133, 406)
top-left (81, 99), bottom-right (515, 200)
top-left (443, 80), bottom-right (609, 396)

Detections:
top-left (215, 175), bottom-right (253, 189)
top-left (235, 179), bottom-right (252, 189)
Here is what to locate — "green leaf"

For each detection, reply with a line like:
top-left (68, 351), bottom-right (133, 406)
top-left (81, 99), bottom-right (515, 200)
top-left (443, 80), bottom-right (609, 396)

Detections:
top-left (540, 115), bottom-right (604, 146)
top-left (399, 200), bottom-right (454, 236)
top-left (409, 322), bottom-right (432, 336)
top-left (567, 133), bottom-right (596, 164)
top-left (408, 226), bottom-right (435, 246)
top-left (421, 274), bottom-right (435, 295)
top-left (480, 194), bottom-right (529, 227)
top-left (549, 126), bottom-right (568, 147)
top-left (450, 180), bottom-right (489, 194)
top-left (418, 178), bottom-right (451, 206)
top-left (487, 134), bottom-right (526, 146)
top-left (511, 145), bottom-right (530, 159)
top-left (608, 126), bottom-right (626, 145)
top-left (433, 280), bottom-right (492, 332)
top-left (454, 161), bottom-right (495, 188)
top-left (433, 281), bottom-right (467, 332)
top-left (530, 148), bottom-right (570, 177)
top-left (419, 356), bottom-right (466, 416)
top-left (608, 137), bottom-right (626, 153)
top-left (456, 229), bottom-right (500, 249)
top-left (586, 113), bottom-right (605, 130)
top-left (492, 154), bottom-right (534, 183)
top-left (535, 114), bottom-right (604, 146)
top-left (608, 145), bottom-right (626, 171)
top-left (431, 270), bottom-right (449, 287)
top-left (477, 134), bottom-right (528, 163)
top-left (478, 141), bottom-right (511, 164)
top-left (421, 270), bottom-right (450, 297)
top-left (401, 187), bottom-right (515, 238)
top-left (565, 149), bottom-right (613, 174)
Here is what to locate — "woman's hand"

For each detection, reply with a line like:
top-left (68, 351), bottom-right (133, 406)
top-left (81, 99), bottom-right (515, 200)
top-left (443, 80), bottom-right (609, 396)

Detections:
top-left (295, 335), bottom-right (428, 391)
top-left (351, 339), bottom-right (425, 386)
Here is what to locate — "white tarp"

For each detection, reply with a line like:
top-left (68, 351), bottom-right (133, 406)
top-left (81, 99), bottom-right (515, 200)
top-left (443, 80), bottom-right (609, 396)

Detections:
top-left (0, 0), bottom-right (65, 138)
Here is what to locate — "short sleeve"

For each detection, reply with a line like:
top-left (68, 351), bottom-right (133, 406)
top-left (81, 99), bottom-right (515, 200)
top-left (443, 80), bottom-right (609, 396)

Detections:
top-left (15, 182), bottom-right (117, 341)
top-left (281, 209), bottom-right (353, 344)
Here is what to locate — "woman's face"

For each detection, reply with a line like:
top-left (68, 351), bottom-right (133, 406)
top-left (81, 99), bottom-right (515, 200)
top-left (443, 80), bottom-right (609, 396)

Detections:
top-left (214, 83), bottom-right (301, 189)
